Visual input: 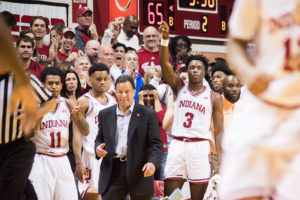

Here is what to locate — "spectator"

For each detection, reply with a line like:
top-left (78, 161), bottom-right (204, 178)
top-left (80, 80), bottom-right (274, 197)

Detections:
top-left (117, 15), bottom-right (140, 50)
top-left (38, 60), bottom-right (52, 68)
top-left (16, 36), bottom-right (45, 80)
top-left (75, 7), bottom-right (98, 52)
top-left (47, 23), bottom-right (65, 64)
top-left (138, 84), bottom-right (168, 181)
top-left (20, 30), bottom-right (39, 60)
top-left (176, 66), bottom-right (189, 85)
top-left (74, 56), bottom-right (91, 95)
top-left (137, 26), bottom-right (172, 77)
top-left (169, 35), bottom-right (192, 71)
top-left (112, 42), bottom-right (126, 71)
top-left (57, 28), bottom-right (79, 63)
top-left (100, 46), bottom-right (122, 82)
top-left (58, 61), bottom-right (74, 73)
top-left (61, 70), bottom-right (81, 101)
top-left (85, 39), bottom-right (101, 65)
top-left (30, 16), bottom-right (50, 61)
top-left (101, 19), bottom-right (123, 46)
top-left (144, 68), bottom-right (156, 85)
top-left (50, 23), bottom-right (65, 49)
top-left (122, 51), bottom-right (144, 101)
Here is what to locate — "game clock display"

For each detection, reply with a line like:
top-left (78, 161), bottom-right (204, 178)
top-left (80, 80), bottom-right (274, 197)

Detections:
top-left (138, 0), bottom-right (234, 41)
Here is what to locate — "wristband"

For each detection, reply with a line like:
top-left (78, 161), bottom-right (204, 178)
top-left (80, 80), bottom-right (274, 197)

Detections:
top-left (161, 39), bottom-right (169, 47)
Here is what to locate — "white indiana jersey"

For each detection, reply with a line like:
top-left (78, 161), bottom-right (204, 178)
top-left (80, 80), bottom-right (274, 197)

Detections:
top-left (82, 91), bottom-right (116, 155)
top-left (33, 97), bottom-right (70, 155)
top-left (172, 85), bottom-right (213, 139)
top-left (230, 0), bottom-right (300, 107)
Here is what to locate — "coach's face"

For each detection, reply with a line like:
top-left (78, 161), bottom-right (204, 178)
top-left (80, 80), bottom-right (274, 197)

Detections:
top-left (116, 81), bottom-right (135, 111)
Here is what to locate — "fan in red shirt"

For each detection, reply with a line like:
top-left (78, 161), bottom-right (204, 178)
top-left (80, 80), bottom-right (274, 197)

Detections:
top-left (137, 26), bottom-right (172, 77)
top-left (57, 28), bottom-right (79, 62)
top-left (16, 36), bottom-right (45, 80)
top-left (30, 16), bottom-right (50, 61)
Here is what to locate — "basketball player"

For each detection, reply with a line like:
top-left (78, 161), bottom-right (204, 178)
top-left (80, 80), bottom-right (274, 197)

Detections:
top-left (219, 0), bottom-right (300, 199)
top-left (29, 67), bottom-right (89, 200)
top-left (159, 22), bottom-right (224, 200)
top-left (74, 63), bottom-right (116, 200)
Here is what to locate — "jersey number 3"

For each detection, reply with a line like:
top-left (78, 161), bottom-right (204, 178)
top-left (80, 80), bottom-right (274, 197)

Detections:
top-left (50, 131), bottom-right (61, 148)
top-left (183, 112), bottom-right (194, 128)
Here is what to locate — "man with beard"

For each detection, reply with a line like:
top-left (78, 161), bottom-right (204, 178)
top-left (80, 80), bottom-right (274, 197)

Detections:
top-left (222, 75), bottom-right (242, 132)
top-left (16, 36), bottom-right (45, 80)
top-left (85, 40), bottom-right (101, 65)
top-left (223, 75), bottom-right (242, 105)
top-left (117, 15), bottom-right (140, 50)
top-left (137, 26), bottom-right (172, 77)
top-left (159, 22), bottom-right (224, 200)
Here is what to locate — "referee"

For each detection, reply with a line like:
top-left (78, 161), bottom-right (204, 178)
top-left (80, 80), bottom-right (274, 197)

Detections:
top-left (0, 18), bottom-right (52, 199)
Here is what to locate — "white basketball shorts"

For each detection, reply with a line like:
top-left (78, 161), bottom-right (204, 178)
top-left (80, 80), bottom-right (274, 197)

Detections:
top-left (29, 153), bottom-right (78, 200)
top-left (164, 138), bottom-right (211, 183)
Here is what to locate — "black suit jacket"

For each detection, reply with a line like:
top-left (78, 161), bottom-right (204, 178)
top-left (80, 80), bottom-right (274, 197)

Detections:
top-left (95, 103), bottom-right (162, 195)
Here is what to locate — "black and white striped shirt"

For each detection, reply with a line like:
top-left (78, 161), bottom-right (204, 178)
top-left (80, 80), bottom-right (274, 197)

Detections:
top-left (0, 73), bottom-right (52, 145)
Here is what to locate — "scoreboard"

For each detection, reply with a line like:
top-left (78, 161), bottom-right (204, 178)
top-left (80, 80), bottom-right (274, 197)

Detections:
top-left (138, 0), bottom-right (234, 41)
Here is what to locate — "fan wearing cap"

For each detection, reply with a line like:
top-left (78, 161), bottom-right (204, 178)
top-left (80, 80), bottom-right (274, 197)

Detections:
top-left (75, 7), bottom-right (97, 52)
top-left (57, 28), bottom-right (79, 62)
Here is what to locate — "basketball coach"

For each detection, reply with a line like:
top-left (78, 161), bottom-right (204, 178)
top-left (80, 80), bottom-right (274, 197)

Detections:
top-left (95, 75), bottom-right (163, 200)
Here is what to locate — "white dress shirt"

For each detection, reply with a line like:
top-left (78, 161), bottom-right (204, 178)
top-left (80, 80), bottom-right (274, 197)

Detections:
top-left (115, 103), bottom-right (135, 156)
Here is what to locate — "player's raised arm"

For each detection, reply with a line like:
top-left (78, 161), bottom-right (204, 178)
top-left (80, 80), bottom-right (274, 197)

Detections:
top-left (159, 22), bottom-right (184, 96)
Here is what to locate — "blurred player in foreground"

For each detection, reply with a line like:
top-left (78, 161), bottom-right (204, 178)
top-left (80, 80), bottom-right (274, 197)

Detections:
top-left (219, 0), bottom-right (300, 199)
